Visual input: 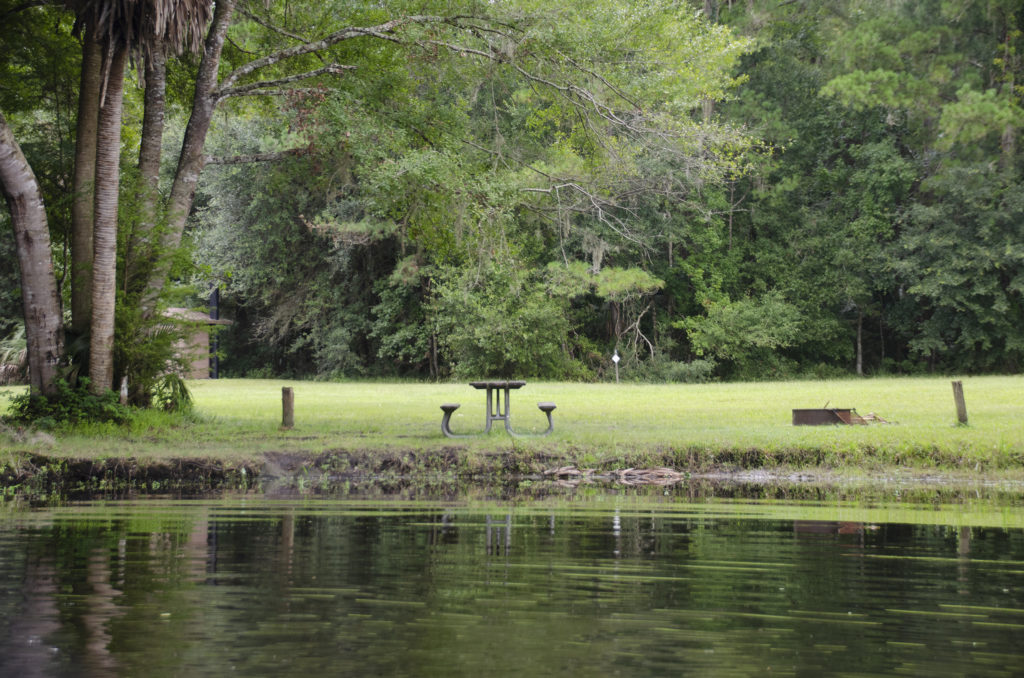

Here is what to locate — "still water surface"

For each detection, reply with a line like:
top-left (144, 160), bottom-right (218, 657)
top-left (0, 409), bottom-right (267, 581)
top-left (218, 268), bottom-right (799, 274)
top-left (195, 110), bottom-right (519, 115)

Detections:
top-left (1, 487), bottom-right (1022, 677)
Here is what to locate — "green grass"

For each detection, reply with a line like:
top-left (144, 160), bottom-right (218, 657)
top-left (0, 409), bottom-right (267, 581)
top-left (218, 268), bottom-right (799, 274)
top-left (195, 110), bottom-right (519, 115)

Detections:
top-left (2, 375), bottom-right (1023, 474)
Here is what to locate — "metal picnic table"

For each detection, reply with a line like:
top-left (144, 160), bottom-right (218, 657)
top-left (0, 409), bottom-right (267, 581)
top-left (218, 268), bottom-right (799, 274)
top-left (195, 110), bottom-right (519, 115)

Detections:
top-left (440, 380), bottom-right (556, 438)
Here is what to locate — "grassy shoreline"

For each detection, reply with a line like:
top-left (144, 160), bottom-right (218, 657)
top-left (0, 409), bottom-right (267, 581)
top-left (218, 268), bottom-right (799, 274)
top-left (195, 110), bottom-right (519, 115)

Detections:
top-left (2, 375), bottom-right (1023, 491)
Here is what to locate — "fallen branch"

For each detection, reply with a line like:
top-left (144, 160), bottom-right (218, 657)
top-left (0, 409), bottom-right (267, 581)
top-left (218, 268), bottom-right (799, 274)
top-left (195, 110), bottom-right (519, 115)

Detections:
top-left (543, 465), bottom-right (686, 486)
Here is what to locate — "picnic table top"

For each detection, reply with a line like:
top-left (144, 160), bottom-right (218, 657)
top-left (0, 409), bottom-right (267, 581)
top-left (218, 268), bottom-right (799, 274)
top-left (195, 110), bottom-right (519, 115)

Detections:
top-left (469, 380), bottom-right (526, 389)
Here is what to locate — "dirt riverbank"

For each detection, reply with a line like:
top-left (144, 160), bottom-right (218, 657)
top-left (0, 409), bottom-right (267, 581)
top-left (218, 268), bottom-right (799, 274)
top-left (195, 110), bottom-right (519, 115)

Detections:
top-left (3, 446), bottom-right (1022, 496)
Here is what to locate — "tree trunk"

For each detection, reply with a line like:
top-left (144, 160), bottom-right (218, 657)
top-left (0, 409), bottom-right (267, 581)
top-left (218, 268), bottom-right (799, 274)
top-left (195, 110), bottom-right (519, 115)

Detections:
top-left (141, 0), bottom-right (236, 317)
top-left (0, 111), bottom-right (65, 396)
top-left (71, 27), bottom-right (101, 335)
top-left (878, 314), bottom-right (885, 367)
top-left (1000, 122), bottom-right (1016, 170)
top-left (125, 42), bottom-right (167, 294)
top-left (855, 308), bottom-right (863, 376)
top-left (88, 45), bottom-right (127, 395)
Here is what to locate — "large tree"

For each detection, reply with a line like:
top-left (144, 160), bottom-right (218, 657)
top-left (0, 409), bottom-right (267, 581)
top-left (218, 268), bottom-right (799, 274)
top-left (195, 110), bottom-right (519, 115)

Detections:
top-left (1, 0), bottom-right (212, 395)
top-left (189, 0), bottom-right (751, 378)
top-left (0, 111), bottom-right (64, 395)
top-left (72, 0), bottom-right (213, 393)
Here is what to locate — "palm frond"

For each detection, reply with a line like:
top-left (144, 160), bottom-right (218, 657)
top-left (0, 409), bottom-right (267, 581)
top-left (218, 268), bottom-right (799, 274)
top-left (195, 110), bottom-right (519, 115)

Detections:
top-left (0, 324), bottom-right (27, 386)
top-left (69, 0), bottom-right (212, 58)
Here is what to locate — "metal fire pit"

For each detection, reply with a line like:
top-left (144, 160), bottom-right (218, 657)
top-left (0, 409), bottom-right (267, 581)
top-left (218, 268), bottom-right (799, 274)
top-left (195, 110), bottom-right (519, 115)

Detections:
top-left (792, 408), bottom-right (866, 426)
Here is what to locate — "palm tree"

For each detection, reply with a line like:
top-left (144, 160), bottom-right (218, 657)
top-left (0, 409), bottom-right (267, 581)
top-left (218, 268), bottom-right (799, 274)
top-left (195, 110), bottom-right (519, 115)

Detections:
top-left (70, 0), bottom-right (212, 394)
top-left (126, 0), bottom-right (212, 297)
top-left (3, 0), bottom-right (212, 398)
top-left (70, 23), bottom-right (101, 337)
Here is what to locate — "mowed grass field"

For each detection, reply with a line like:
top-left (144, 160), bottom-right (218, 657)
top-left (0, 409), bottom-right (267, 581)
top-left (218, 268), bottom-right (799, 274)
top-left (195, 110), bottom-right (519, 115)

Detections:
top-left (4, 375), bottom-right (1021, 470)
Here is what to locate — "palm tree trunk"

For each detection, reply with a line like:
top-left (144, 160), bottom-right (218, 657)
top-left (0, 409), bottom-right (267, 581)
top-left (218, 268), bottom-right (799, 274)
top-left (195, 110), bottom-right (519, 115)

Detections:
top-left (141, 0), bottom-right (236, 317)
top-left (89, 45), bottom-right (128, 395)
top-left (0, 112), bottom-right (65, 396)
top-left (71, 26), bottom-right (102, 335)
top-left (125, 42), bottom-right (167, 295)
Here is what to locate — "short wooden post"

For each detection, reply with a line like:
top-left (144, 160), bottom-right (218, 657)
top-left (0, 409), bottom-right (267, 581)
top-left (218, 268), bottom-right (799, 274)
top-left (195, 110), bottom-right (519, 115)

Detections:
top-left (281, 387), bottom-right (294, 429)
top-left (952, 380), bottom-right (968, 425)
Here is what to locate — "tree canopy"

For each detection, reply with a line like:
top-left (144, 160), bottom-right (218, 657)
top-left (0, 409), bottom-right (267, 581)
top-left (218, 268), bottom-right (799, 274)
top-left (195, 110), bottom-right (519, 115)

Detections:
top-left (1, 0), bottom-right (1022, 392)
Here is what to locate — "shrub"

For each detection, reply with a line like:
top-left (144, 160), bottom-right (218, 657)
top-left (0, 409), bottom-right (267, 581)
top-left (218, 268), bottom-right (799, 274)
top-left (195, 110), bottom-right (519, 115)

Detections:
top-left (433, 264), bottom-right (583, 379)
top-left (626, 353), bottom-right (718, 383)
top-left (152, 373), bottom-right (193, 413)
top-left (3, 378), bottom-right (133, 428)
top-left (0, 324), bottom-right (27, 386)
top-left (115, 300), bottom-right (193, 407)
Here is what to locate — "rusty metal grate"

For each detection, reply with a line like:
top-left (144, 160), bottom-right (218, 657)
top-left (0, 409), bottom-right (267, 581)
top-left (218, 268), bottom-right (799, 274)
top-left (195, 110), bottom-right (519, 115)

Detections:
top-left (792, 408), bottom-right (867, 426)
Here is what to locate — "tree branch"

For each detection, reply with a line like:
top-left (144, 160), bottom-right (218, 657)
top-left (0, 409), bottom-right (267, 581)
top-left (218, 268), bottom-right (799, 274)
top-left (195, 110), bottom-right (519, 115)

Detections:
top-left (413, 30), bottom-right (646, 135)
top-left (554, 50), bottom-right (642, 112)
top-left (1, 0), bottom-right (49, 21)
top-left (204, 148), bottom-right (308, 165)
top-left (421, 39), bottom-right (499, 61)
top-left (218, 15), bottom-right (455, 92)
top-left (219, 87), bottom-right (325, 99)
top-left (522, 181), bottom-right (646, 247)
top-left (237, 6), bottom-right (311, 45)
top-left (226, 34), bottom-right (259, 56)
top-left (217, 64), bottom-right (355, 100)
top-left (625, 302), bottom-right (656, 358)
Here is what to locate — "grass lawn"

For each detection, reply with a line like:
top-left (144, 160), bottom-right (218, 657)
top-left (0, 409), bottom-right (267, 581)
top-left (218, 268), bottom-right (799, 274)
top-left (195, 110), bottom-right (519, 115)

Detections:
top-left (3, 375), bottom-right (1022, 474)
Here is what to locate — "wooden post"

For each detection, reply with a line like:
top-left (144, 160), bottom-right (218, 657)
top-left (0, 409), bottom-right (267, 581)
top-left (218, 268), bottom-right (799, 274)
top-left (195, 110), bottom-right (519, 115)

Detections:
top-left (952, 380), bottom-right (968, 425)
top-left (281, 386), bottom-right (294, 430)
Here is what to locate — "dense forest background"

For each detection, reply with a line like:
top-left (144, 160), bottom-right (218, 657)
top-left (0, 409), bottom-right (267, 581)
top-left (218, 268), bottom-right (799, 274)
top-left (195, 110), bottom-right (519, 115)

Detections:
top-left (2, 0), bottom-right (1022, 384)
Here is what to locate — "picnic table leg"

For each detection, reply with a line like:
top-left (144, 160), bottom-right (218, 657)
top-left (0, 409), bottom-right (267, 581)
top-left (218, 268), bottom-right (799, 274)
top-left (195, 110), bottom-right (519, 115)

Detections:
top-left (484, 388), bottom-right (493, 433)
top-left (502, 385), bottom-right (513, 433)
top-left (507, 402), bottom-right (556, 437)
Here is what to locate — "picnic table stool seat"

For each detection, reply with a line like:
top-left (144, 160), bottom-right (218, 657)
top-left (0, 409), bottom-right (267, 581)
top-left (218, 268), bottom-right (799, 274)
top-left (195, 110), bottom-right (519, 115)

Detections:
top-left (537, 402), bottom-right (557, 413)
top-left (440, 403), bottom-right (463, 438)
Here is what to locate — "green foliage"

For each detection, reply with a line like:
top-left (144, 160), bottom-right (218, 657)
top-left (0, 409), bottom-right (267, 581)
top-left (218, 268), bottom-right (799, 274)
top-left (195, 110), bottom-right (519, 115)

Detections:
top-left (679, 291), bottom-right (802, 378)
top-left (0, 217), bottom-right (22, 338)
top-left (896, 166), bottom-right (1024, 371)
top-left (370, 259), bottom-right (435, 375)
top-left (628, 353), bottom-right (718, 384)
top-left (432, 264), bottom-right (584, 379)
top-left (0, 324), bottom-right (27, 385)
top-left (594, 267), bottom-right (665, 302)
top-left (938, 87), bottom-right (1024, 151)
top-left (112, 296), bottom-right (193, 407)
top-left (152, 373), bottom-right (193, 413)
top-left (3, 378), bottom-right (132, 429)
top-left (194, 139), bottom-right (391, 378)
top-left (8, 0), bottom-right (1019, 386)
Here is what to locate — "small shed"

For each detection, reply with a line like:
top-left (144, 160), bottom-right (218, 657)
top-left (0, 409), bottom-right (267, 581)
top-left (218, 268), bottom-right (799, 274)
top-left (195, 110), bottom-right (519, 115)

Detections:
top-left (164, 308), bottom-right (231, 379)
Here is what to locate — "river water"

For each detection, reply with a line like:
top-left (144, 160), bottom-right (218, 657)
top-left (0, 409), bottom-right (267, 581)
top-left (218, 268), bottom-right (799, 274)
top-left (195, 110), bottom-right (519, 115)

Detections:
top-left (1, 483), bottom-right (1022, 677)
